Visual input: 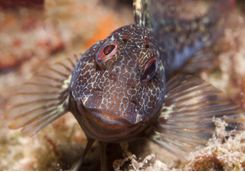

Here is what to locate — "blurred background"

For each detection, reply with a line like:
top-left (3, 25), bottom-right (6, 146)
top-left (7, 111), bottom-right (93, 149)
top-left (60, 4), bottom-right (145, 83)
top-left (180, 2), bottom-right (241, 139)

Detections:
top-left (0, 0), bottom-right (245, 170)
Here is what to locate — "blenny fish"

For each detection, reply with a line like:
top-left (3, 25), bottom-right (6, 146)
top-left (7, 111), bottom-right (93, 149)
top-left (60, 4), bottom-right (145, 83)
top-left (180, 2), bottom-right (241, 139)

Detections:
top-left (6, 0), bottom-right (244, 170)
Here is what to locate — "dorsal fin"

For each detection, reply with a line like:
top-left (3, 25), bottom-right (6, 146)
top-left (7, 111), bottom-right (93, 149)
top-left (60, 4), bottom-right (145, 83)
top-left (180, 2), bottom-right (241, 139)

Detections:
top-left (133, 0), bottom-right (151, 27)
top-left (5, 55), bottom-right (79, 135)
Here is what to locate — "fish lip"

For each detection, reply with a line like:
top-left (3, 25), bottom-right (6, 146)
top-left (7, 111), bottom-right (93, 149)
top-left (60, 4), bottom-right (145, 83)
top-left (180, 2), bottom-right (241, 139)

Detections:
top-left (81, 107), bottom-right (146, 142)
top-left (85, 108), bottom-right (134, 126)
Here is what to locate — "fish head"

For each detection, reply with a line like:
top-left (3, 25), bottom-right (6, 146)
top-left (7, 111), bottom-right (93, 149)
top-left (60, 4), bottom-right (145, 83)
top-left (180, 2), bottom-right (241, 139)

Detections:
top-left (71, 25), bottom-right (166, 140)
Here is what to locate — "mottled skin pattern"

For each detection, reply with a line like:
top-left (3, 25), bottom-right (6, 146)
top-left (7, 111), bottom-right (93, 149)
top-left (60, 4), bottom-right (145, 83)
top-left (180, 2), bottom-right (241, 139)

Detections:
top-left (70, 25), bottom-right (166, 142)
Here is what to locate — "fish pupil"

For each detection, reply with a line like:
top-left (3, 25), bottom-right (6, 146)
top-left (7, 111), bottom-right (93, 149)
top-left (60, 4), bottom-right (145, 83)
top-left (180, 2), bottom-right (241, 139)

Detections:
top-left (103, 44), bottom-right (115, 55)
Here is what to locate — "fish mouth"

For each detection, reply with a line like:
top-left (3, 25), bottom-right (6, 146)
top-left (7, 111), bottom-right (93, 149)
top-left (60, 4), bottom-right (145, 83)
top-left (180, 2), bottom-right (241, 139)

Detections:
top-left (80, 107), bottom-right (146, 142)
top-left (86, 108), bottom-right (133, 127)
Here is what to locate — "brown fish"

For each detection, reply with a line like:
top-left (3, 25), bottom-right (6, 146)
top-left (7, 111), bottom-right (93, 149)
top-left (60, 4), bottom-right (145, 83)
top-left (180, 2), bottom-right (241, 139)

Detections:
top-left (6, 0), bottom-right (244, 170)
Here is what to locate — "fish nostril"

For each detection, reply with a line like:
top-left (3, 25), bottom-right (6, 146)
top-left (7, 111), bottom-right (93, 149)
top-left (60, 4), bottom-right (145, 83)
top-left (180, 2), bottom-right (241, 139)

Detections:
top-left (145, 43), bottom-right (150, 49)
top-left (130, 99), bottom-right (137, 106)
top-left (95, 62), bottom-right (102, 71)
top-left (122, 34), bottom-right (129, 43)
top-left (109, 72), bottom-right (117, 81)
top-left (144, 38), bottom-right (150, 49)
top-left (94, 87), bottom-right (103, 93)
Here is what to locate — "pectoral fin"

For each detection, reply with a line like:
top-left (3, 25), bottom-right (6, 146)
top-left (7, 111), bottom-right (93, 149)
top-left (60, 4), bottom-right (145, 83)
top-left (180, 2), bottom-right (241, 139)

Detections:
top-left (5, 56), bottom-right (79, 135)
top-left (149, 74), bottom-right (245, 163)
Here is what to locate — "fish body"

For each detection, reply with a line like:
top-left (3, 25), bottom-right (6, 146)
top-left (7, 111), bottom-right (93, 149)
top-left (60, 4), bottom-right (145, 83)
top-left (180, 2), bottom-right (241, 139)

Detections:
top-left (69, 25), bottom-right (165, 142)
top-left (6, 0), bottom-right (244, 170)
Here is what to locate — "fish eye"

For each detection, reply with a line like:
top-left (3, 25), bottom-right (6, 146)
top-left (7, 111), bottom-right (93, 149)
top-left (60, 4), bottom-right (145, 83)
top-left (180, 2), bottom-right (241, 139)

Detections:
top-left (96, 41), bottom-right (117, 68)
top-left (141, 57), bottom-right (157, 82)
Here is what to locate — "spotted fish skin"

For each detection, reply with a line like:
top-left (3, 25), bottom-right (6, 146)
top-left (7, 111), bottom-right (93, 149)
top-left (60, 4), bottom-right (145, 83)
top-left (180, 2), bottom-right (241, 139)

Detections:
top-left (70, 25), bottom-right (166, 142)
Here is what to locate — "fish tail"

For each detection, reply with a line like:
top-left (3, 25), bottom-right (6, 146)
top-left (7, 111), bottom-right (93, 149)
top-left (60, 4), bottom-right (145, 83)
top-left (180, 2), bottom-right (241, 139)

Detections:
top-left (5, 56), bottom-right (79, 135)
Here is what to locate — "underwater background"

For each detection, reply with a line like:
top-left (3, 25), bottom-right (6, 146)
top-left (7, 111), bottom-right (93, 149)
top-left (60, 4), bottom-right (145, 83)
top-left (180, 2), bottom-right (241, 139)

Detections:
top-left (0, 0), bottom-right (245, 170)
